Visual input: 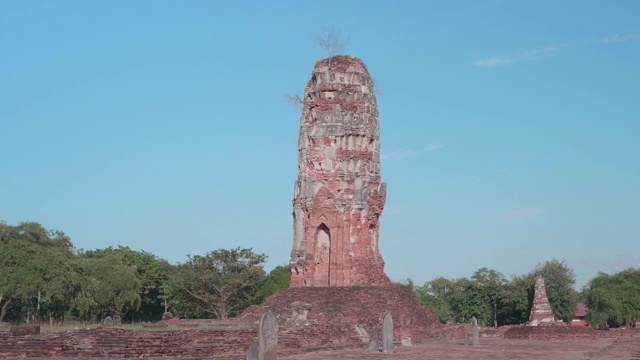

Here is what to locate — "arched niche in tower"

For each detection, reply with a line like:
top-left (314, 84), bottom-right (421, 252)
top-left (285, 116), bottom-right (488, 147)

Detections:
top-left (314, 223), bottom-right (331, 286)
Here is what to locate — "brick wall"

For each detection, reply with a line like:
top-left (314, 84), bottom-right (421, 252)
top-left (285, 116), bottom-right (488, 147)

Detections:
top-left (0, 327), bottom-right (257, 359)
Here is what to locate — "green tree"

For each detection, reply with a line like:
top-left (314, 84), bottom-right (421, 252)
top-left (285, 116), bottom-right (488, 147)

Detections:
top-left (80, 246), bottom-right (170, 321)
top-left (76, 253), bottom-right (142, 322)
top-left (158, 282), bottom-right (179, 315)
top-left (447, 277), bottom-right (488, 325)
top-left (393, 278), bottom-right (417, 292)
top-left (170, 247), bottom-right (267, 319)
top-left (36, 247), bottom-right (83, 324)
top-left (534, 259), bottom-right (579, 322)
top-left (586, 268), bottom-right (640, 329)
top-left (497, 274), bottom-right (535, 325)
top-left (416, 268), bottom-right (507, 327)
top-left (415, 277), bottom-right (455, 323)
top-left (0, 222), bottom-right (80, 323)
top-left (255, 265), bottom-right (290, 304)
top-left (395, 278), bottom-right (457, 323)
top-left (471, 267), bottom-right (507, 327)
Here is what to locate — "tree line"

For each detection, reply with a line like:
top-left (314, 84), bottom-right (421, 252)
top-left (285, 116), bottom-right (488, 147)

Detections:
top-left (395, 260), bottom-right (640, 329)
top-left (0, 221), bottom-right (290, 325)
top-left (2, 221), bottom-right (638, 329)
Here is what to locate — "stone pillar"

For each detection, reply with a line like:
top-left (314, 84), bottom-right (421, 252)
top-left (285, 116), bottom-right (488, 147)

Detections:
top-left (471, 316), bottom-right (479, 345)
top-left (290, 55), bottom-right (390, 287)
top-left (382, 311), bottom-right (394, 353)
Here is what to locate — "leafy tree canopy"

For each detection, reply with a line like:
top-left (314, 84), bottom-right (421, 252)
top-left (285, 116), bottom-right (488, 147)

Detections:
top-left (169, 247), bottom-right (267, 319)
top-left (79, 246), bottom-right (170, 321)
top-left (0, 222), bottom-right (79, 323)
top-left (586, 268), bottom-right (640, 329)
top-left (255, 265), bottom-right (290, 304)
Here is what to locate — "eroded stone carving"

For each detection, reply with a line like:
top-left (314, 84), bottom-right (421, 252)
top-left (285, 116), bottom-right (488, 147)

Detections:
top-left (290, 301), bottom-right (311, 324)
top-left (290, 55), bottom-right (390, 287)
top-left (354, 324), bottom-right (371, 343)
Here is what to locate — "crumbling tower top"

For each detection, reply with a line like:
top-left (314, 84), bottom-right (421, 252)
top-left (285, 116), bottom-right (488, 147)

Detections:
top-left (310, 55), bottom-right (372, 78)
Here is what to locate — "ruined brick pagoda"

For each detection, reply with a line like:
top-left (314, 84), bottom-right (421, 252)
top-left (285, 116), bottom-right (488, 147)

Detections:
top-left (243, 56), bottom-right (440, 344)
top-left (290, 55), bottom-right (390, 287)
top-left (528, 275), bottom-right (556, 326)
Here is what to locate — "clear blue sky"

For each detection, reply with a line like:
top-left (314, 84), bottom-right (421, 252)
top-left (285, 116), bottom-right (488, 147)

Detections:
top-left (2, 1), bottom-right (638, 289)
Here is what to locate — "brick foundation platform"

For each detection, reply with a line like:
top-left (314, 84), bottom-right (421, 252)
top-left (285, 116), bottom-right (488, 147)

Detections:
top-left (242, 286), bottom-right (441, 344)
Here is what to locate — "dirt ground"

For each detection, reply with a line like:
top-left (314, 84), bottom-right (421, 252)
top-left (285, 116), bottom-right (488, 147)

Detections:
top-left (283, 337), bottom-right (640, 360)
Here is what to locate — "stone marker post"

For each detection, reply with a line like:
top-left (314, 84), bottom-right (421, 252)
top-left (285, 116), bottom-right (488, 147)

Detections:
top-left (247, 342), bottom-right (259, 360)
top-left (259, 311), bottom-right (279, 359)
top-left (382, 311), bottom-right (394, 353)
top-left (369, 333), bottom-right (379, 352)
top-left (472, 316), bottom-right (479, 346)
top-left (248, 310), bottom-right (278, 360)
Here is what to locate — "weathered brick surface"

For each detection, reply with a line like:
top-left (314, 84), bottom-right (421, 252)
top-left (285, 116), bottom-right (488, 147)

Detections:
top-left (504, 325), bottom-right (601, 341)
top-left (242, 286), bottom-right (441, 344)
top-left (283, 337), bottom-right (622, 360)
top-left (528, 275), bottom-right (556, 326)
top-left (2, 322), bottom-right (637, 358)
top-left (0, 324), bottom-right (376, 359)
top-left (0, 327), bottom-right (258, 359)
top-left (443, 323), bottom-right (640, 343)
top-left (278, 323), bottom-right (366, 357)
top-left (0, 332), bottom-right (63, 358)
top-left (9, 324), bottom-right (41, 336)
top-left (290, 55), bottom-right (390, 287)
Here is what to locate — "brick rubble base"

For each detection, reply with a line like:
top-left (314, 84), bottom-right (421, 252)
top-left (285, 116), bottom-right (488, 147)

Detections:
top-left (242, 286), bottom-right (442, 343)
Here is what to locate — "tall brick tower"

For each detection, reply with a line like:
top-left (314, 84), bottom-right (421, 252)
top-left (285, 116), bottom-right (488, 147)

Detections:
top-left (242, 55), bottom-right (440, 343)
top-left (290, 55), bottom-right (390, 287)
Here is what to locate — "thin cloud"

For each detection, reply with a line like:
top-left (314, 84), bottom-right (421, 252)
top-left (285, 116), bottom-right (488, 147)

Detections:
top-left (473, 56), bottom-right (513, 68)
top-left (473, 44), bottom-right (565, 68)
top-left (499, 207), bottom-right (544, 222)
top-left (520, 45), bottom-right (566, 61)
top-left (380, 149), bottom-right (418, 161)
top-left (592, 32), bottom-right (640, 44)
top-left (381, 143), bottom-right (446, 161)
top-left (475, 31), bottom-right (640, 68)
top-left (426, 143), bottom-right (445, 152)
